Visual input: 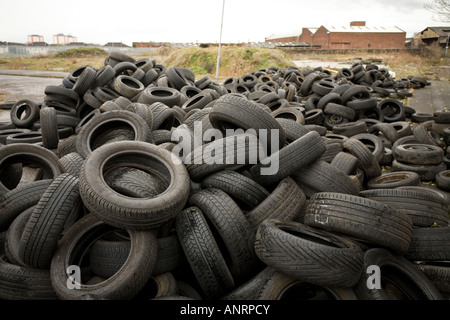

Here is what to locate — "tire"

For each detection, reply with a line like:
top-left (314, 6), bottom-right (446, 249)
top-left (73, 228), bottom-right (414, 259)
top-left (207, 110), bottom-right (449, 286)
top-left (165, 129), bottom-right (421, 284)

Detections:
top-left (175, 207), bottom-right (234, 298)
top-left (200, 170), bottom-right (270, 210)
top-left (436, 170), bottom-right (450, 192)
top-left (246, 176), bottom-right (306, 234)
top-left (50, 214), bottom-right (157, 300)
top-left (103, 166), bottom-right (167, 198)
top-left (181, 92), bottom-right (213, 113)
top-left (342, 85), bottom-right (370, 104)
top-left (360, 188), bottom-right (449, 228)
top-left (5, 131), bottom-right (43, 145)
top-left (330, 152), bottom-right (359, 175)
top-left (254, 219), bottom-right (364, 288)
top-left (434, 109), bottom-right (450, 124)
top-left (292, 159), bottom-right (360, 197)
top-left (138, 87), bottom-right (182, 107)
top-left (40, 106), bottom-right (59, 149)
top-left (367, 171), bottom-right (421, 189)
top-left (125, 102), bottom-right (154, 131)
top-left (10, 100), bottom-right (40, 128)
top-left (416, 262), bottom-right (450, 295)
top-left (18, 173), bottom-right (82, 269)
top-left (148, 102), bottom-right (175, 131)
top-left (0, 255), bottom-right (57, 300)
top-left (184, 134), bottom-right (263, 182)
top-left (317, 92), bottom-right (344, 110)
top-left (79, 141), bottom-right (190, 230)
top-left (275, 119), bottom-right (311, 144)
top-left (270, 107), bottom-right (305, 125)
top-left (413, 121), bottom-right (446, 148)
top-left (0, 143), bottom-right (60, 194)
top-left (324, 103), bottom-right (356, 120)
top-left (393, 143), bottom-right (444, 165)
top-left (113, 75), bottom-right (144, 99)
top-left (305, 192), bottom-right (413, 254)
top-left (72, 66), bottom-right (96, 96)
top-left (391, 160), bottom-right (446, 182)
top-left (368, 122), bottom-right (400, 143)
top-left (378, 99), bottom-right (405, 123)
top-left (249, 131), bottom-right (326, 187)
top-left (405, 227), bottom-right (450, 262)
top-left (342, 138), bottom-right (382, 180)
top-left (332, 121), bottom-right (368, 138)
top-left (76, 110), bottom-right (151, 159)
top-left (89, 234), bottom-right (181, 279)
top-left (5, 205), bottom-right (34, 266)
top-left (209, 94), bottom-right (286, 153)
top-left (189, 188), bottom-right (257, 279)
top-left (351, 133), bottom-right (385, 162)
top-left (353, 248), bottom-right (443, 300)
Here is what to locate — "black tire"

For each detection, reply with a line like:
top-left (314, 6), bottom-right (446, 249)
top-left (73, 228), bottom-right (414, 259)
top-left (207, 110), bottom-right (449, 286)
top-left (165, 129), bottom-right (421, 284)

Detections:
top-left (5, 131), bottom-right (43, 145)
top-left (138, 87), bottom-right (182, 107)
top-left (342, 137), bottom-right (382, 180)
top-left (200, 170), bottom-right (270, 210)
top-left (292, 159), bottom-right (360, 197)
top-left (0, 143), bottom-right (60, 194)
top-left (405, 227), bottom-right (450, 262)
top-left (330, 152), bottom-right (359, 175)
top-left (148, 102), bottom-right (175, 131)
top-left (368, 122), bottom-right (400, 143)
top-left (175, 207), bottom-right (234, 298)
top-left (113, 75), bottom-right (145, 99)
top-left (378, 99), bottom-right (405, 123)
top-left (58, 152), bottom-right (85, 177)
top-left (393, 143), bottom-right (444, 165)
top-left (184, 134), bottom-right (263, 182)
top-left (275, 119), bottom-right (311, 144)
top-left (413, 121), bottom-right (446, 148)
top-left (342, 85), bottom-right (370, 104)
top-left (10, 100), bottom-right (40, 128)
top-left (351, 133), bottom-right (385, 162)
top-left (5, 205), bottom-right (34, 266)
top-left (124, 102), bottom-right (154, 131)
top-left (353, 248), bottom-right (443, 300)
top-left (332, 121), bottom-right (368, 138)
top-left (254, 219), bottom-right (364, 288)
top-left (324, 103), bottom-right (356, 120)
top-left (416, 262), bottom-right (450, 295)
top-left (18, 173), bottom-right (82, 269)
top-left (76, 110), bottom-right (151, 159)
top-left (360, 188), bottom-right (449, 228)
top-left (79, 141), bottom-right (190, 230)
top-left (181, 92), bottom-right (213, 113)
top-left (434, 109), bottom-right (450, 124)
top-left (72, 66), bottom-right (97, 96)
top-left (270, 107), bottom-right (305, 125)
top-left (40, 107), bottom-right (59, 149)
top-left (391, 160), bottom-right (446, 182)
top-left (367, 171), bottom-right (421, 189)
top-left (209, 94), bottom-right (286, 153)
top-left (50, 214), bottom-right (157, 300)
top-left (103, 166), bottom-right (167, 198)
top-left (249, 131), bottom-right (326, 187)
top-left (436, 170), bottom-right (450, 192)
top-left (246, 177), bottom-right (306, 234)
top-left (305, 192), bottom-right (413, 254)
top-left (0, 255), bottom-right (57, 300)
top-left (189, 188), bottom-right (257, 279)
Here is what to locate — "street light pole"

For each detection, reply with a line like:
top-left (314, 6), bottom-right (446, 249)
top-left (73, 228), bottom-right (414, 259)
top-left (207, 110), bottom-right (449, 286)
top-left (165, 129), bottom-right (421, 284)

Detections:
top-left (216, 0), bottom-right (225, 80)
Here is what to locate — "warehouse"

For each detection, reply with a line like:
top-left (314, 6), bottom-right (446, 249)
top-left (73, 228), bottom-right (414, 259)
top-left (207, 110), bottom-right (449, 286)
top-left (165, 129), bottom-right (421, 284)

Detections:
top-left (266, 21), bottom-right (406, 49)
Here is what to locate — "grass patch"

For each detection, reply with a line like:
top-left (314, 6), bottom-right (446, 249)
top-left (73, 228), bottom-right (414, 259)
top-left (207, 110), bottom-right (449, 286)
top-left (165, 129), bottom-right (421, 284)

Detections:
top-left (54, 47), bottom-right (108, 58)
top-left (164, 46), bottom-right (294, 79)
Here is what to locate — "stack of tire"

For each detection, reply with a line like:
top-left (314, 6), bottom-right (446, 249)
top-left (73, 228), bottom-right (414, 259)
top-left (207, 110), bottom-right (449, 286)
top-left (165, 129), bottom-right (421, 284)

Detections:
top-left (0, 51), bottom-right (449, 301)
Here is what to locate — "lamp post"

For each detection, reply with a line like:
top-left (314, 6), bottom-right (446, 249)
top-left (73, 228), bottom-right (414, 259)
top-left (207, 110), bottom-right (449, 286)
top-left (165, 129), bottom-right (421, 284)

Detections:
top-left (216, 0), bottom-right (225, 80)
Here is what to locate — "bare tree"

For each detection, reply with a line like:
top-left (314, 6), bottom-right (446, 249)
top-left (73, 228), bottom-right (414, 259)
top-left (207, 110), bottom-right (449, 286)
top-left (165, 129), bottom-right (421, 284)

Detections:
top-left (424, 0), bottom-right (450, 23)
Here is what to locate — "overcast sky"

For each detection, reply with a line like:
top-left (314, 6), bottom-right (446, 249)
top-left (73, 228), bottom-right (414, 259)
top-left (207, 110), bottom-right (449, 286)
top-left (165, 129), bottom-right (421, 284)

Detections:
top-left (0, 0), bottom-right (444, 46)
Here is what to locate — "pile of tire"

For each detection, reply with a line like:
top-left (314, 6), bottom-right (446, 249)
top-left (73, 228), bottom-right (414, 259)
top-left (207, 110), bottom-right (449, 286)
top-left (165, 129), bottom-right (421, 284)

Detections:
top-left (0, 51), bottom-right (449, 300)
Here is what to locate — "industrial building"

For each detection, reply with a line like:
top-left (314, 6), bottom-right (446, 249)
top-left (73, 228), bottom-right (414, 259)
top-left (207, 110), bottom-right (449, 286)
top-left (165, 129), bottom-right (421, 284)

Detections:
top-left (265, 21), bottom-right (406, 49)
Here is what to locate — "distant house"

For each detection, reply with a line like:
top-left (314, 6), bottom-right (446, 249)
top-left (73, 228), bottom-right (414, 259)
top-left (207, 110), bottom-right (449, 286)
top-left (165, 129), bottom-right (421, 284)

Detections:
top-left (266, 21), bottom-right (406, 49)
top-left (412, 26), bottom-right (450, 48)
top-left (104, 42), bottom-right (130, 47)
top-left (27, 34), bottom-right (44, 44)
top-left (53, 34), bottom-right (77, 45)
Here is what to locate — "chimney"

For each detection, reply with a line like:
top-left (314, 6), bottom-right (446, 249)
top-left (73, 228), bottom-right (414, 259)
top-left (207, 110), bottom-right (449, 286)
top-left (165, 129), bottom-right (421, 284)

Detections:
top-left (350, 21), bottom-right (366, 27)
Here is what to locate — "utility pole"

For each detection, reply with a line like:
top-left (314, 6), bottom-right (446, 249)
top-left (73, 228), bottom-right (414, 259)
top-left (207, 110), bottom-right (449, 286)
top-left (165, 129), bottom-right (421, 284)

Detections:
top-left (216, 0), bottom-right (225, 80)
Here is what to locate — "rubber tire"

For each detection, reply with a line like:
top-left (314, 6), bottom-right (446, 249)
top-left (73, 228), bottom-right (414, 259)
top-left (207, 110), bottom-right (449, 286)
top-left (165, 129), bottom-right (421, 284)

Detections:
top-left (254, 219), bottom-right (364, 288)
top-left (367, 171), bottom-right (421, 189)
top-left (353, 248), bottom-right (443, 300)
top-left (79, 141), bottom-right (190, 230)
top-left (50, 214), bottom-right (157, 300)
top-left (405, 227), bottom-right (450, 262)
top-left (40, 107), bottom-right (59, 149)
top-left (10, 100), bottom-right (40, 128)
top-left (393, 143), bottom-right (444, 165)
top-left (305, 192), bottom-right (413, 254)
top-left (175, 207), bottom-right (234, 299)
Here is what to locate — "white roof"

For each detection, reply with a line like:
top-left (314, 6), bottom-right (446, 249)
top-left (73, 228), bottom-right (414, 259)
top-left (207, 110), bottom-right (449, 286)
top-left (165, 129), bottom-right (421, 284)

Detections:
top-left (324, 25), bottom-right (405, 33)
top-left (265, 31), bottom-right (301, 40)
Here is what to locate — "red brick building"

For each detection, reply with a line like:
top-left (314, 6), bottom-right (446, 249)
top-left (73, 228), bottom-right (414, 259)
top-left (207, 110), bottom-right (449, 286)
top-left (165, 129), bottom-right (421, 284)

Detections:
top-left (266, 22), bottom-right (406, 49)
